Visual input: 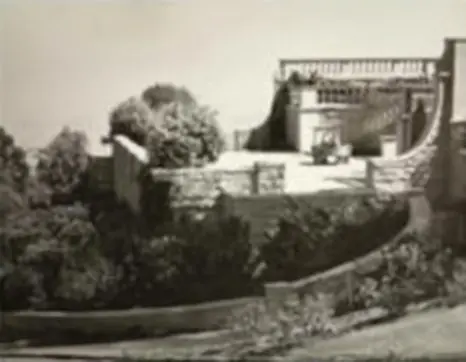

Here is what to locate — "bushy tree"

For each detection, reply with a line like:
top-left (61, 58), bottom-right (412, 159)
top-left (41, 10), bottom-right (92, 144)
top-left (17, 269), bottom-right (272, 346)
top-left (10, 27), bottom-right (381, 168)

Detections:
top-left (0, 126), bottom-right (29, 193)
top-left (109, 84), bottom-right (225, 167)
top-left (0, 204), bottom-right (111, 311)
top-left (142, 83), bottom-right (196, 110)
top-left (108, 96), bottom-right (155, 145)
top-left (35, 127), bottom-right (90, 203)
top-left (147, 103), bottom-right (225, 167)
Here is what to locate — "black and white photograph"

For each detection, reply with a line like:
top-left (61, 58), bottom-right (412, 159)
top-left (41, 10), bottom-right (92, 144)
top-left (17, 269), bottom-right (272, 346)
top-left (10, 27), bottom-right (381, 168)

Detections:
top-left (1, 1), bottom-right (466, 361)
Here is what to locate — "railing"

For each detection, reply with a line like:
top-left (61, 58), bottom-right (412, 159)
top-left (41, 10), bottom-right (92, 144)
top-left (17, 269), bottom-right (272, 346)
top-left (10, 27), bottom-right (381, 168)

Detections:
top-left (278, 58), bottom-right (438, 81)
top-left (365, 71), bottom-right (449, 191)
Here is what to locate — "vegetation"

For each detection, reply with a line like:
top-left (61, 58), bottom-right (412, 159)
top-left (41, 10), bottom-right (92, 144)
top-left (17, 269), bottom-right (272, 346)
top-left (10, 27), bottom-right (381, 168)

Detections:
top-left (109, 96), bottom-right (155, 146)
top-left (228, 294), bottom-right (336, 357)
top-left (0, 185), bottom-right (413, 313)
top-left (346, 230), bottom-right (456, 316)
top-left (258, 194), bottom-right (408, 282)
top-left (108, 83), bottom-right (225, 168)
top-left (35, 127), bottom-right (90, 204)
top-left (0, 126), bottom-right (29, 193)
top-left (245, 72), bottom-right (301, 151)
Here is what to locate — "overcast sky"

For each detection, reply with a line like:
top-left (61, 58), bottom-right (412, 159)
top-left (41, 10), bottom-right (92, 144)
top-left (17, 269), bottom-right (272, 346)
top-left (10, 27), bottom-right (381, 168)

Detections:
top-left (2, 0), bottom-right (466, 154)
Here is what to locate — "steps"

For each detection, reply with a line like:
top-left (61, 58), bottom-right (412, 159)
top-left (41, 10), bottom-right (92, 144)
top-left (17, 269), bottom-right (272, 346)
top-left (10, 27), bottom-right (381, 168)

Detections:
top-left (366, 72), bottom-right (447, 192)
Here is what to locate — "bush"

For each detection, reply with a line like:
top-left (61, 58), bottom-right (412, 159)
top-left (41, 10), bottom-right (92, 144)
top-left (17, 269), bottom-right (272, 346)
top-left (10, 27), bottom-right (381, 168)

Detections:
top-left (228, 294), bottom-right (336, 357)
top-left (108, 97), bottom-right (155, 145)
top-left (146, 103), bottom-right (225, 168)
top-left (104, 213), bottom-right (261, 308)
top-left (259, 195), bottom-right (408, 282)
top-left (35, 127), bottom-right (90, 204)
top-left (349, 231), bottom-right (455, 316)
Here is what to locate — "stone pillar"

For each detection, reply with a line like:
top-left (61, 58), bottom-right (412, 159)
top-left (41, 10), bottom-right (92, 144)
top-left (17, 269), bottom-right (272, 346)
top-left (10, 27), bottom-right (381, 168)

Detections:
top-left (396, 114), bottom-right (412, 154)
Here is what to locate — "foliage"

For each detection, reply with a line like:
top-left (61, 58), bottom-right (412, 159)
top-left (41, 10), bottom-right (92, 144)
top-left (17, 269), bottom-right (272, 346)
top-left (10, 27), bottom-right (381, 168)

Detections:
top-left (109, 213), bottom-right (260, 307)
top-left (142, 83), bottom-right (196, 110)
top-left (0, 204), bottom-right (119, 311)
top-left (245, 76), bottom-right (295, 151)
top-left (35, 127), bottom-right (90, 204)
top-left (228, 294), bottom-right (336, 356)
top-left (259, 195), bottom-right (408, 282)
top-left (0, 184), bottom-right (26, 224)
top-left (109, 84), bottom-right (225, 168)
top-left (0, 126), bottom-right (29, 193)
top-left (351, 231), bottom-right (455, 316)
top-left (25, 175), bottom-right (52, 209)
top-left (108, 96), bottom-right (155, 145)
top-left (146, 103), bottom-right (225, 167)
top-left (1, 198), bottom-right (259, 311)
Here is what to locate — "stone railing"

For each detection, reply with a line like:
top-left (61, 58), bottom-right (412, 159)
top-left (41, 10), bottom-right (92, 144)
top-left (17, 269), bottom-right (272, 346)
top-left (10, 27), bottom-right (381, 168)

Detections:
top-left (112, 135), bottom-right (285, 214)
top-left (278, 57), bottom-right (438, 81)
top-left (365, 71), bottom-right (448, 191)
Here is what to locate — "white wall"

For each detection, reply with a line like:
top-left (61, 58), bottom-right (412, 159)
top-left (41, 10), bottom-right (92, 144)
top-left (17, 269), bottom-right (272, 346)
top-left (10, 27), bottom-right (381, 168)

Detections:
top-left (453, 39), bottom-right (466, 123)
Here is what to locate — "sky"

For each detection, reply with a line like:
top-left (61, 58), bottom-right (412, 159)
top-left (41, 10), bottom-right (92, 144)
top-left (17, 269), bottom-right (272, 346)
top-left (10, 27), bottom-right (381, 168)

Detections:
top-left (1, 0), bottom-right (466, 155)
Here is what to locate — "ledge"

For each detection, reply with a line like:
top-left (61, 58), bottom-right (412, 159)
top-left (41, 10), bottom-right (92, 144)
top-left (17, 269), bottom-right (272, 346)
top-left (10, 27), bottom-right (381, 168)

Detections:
top-left (1, 297), bottom-right (259, 337)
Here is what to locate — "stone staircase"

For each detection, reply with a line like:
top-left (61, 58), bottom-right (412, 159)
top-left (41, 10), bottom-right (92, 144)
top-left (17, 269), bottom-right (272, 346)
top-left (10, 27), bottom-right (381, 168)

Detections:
top-left (366, 72), bottom-right (447, 191)
top-left (344, 90), bottom-right (404, 144)
top-left (360, 95), bottom-right (404, 135)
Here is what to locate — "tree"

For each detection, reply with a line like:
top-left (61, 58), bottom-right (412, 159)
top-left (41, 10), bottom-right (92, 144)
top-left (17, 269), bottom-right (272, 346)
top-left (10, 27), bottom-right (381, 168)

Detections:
top-left (0, 126), bottom-right (29, 193)
top-left (109, 83), bottom-right (225, 168)
top-left (147, 102), bottom-right (225, 168)
top-left (142, 83), bottom-right (196, 110)
top-left (109, 96), bottom-right (155, 146)
top-left (35, 127), bottom-right (90, 204)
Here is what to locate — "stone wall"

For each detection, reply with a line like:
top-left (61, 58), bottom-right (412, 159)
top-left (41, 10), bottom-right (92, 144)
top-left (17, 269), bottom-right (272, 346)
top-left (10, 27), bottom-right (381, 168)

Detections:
top-left (112, 135), bottom-right (285, 214)
top-left (113, 135), bottom-right (149, 213)
top-left (150, 161), bottom-right (285, 210)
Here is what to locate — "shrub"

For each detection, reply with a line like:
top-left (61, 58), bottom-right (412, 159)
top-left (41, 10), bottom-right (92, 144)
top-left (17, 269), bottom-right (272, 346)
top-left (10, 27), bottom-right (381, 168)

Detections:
top-left (109, 213), bottom-right (261, 307)
top-left (146, 103), bottom-right (225, 168)
top-left (351, 231), bottom-right (455, 316)
top-left (35, 127), bottom-right (90, 204)
top-left (259, 195), bottom-right (408, 282)
top-left (108, 97), bottom-right (155, 145)
top-left (228, 294), bottom-right (336, 357)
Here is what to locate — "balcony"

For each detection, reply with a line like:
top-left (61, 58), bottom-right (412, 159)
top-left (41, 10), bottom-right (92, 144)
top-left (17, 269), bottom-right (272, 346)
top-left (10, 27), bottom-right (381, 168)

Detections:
top-left (277, 58), bottom-right (438, 83)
